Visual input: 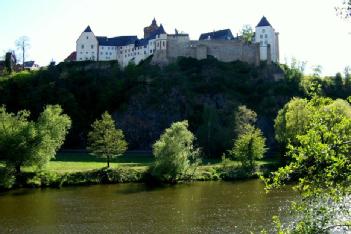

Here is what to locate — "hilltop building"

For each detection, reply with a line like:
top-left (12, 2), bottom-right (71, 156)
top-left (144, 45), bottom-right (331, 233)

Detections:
top-left (75, 17), bottom-right (279, 67)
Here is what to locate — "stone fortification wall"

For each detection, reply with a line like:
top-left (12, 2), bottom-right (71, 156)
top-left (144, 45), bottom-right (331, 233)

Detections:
top-left (152, 35), bottom-right (263, 66)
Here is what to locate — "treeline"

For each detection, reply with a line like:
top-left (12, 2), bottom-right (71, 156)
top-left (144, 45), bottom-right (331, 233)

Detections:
top-left (0, 57), bottom-right (349, 157)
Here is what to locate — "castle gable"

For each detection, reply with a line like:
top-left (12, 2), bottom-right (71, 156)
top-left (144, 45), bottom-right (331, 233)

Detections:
top-left (199, 29), bottom-right (235, 40)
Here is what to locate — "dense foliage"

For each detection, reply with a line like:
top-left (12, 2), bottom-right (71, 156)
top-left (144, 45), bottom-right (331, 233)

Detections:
top-left (152, 121), bottom-right (200, 182)
top-left (0, 105), bottom-right (71, 173)
top-left (0, 58), bottom-right (306, 158)
top-left (87, 112), bottom-right (127, 167)
top-left (265, 97), bottom-right (351, 233)
top-left (227, 105), bottom-right (267, 171)
top-left (229, 125), bottom-right (267, 171)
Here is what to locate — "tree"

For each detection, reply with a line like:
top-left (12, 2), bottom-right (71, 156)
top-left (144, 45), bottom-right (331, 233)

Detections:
top-left (4, 52), bottom-right (16, 74)
top-left (228, 125), bottom-right (266, 171)
top-left (0, 105), bottom-right (71, 173)
top-left (234, 105), bottom-right (257, 137)
top-left (87, 112), bottom-right (127, 167)
top-left (344, 66), bottom-right (351, 91)
top-left (274, 97), bottom-right (351, 146)
top-left (15, 36), bottom-right (30, 70)
top-left (152, 121), bottom-right (200, 182)
top-left (240, 25), bottom-right (254, 44)
top-left (274, 98), bottom-right (311, 145)
top-left (265, 97), bottom-right (351, 232)
top-left (197, 105), bottom-right (229, 157)
top-left (336, 0), bottom-right (351, 19)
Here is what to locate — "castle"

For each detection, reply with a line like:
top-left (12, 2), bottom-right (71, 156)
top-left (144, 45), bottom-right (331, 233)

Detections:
top-left (76, 17), bottom-right (279, 67)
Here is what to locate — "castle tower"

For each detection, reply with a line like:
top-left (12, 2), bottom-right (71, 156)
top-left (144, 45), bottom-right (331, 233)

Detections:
top-left (144, 18), bottom-right (159, 38)
top-left (76, 26), bottom-right (98, 61)
top-left (255, 16), bottom-right (279, 63)
top-left (155, 25), bottom-right (167, 51)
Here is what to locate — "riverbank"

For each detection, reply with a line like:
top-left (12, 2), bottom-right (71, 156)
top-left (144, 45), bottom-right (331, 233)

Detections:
top-left (0, 153), bottom-right (280, 191)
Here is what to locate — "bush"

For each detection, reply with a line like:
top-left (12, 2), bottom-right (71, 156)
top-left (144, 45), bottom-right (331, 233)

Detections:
top-left (0, 169), bottom-right (16, 189)
top-left (152, 121), bottom-right (201, 182)
top-left (228, 125), bottom-right (267, 172)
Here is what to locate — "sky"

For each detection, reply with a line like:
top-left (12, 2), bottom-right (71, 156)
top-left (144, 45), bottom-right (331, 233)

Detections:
top-left (0, 0), bottom-right (350, 75)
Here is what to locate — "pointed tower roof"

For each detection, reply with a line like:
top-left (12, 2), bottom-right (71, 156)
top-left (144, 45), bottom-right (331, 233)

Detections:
top-left (152, 18), bottom-right (157, 26)
top-left (256, 16), bottom-right (272, 27)
top-left (84, 26), bottom-right (92, 32)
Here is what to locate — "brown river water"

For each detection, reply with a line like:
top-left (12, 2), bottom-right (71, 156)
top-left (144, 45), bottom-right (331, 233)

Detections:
top-left (0, 180), bottom-right (296, 233)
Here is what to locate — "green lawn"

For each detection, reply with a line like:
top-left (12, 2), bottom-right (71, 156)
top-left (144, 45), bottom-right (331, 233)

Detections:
top-left (36, 152), bottom-right (154, 173)
top-left (1, 152), bottom-right (280, 174)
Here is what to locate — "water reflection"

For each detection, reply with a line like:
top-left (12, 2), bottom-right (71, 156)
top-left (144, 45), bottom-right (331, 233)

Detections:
top-left (0, 180), bottom-right (296, 233)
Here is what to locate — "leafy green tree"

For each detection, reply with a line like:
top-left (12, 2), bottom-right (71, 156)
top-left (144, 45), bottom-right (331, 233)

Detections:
top-left (265, 97), bottom-right (351, 232)
top-left (275, 97), bottom-right (351, 146)
top-left (240, 25), bottom-right (254, 44)
top-left (234, 105), bottom-right (257, 137)
top-left (0, 105), bottom-right (71, 173)
top-left (87, 112), bottom-right (127, 168)
top-left (274, 98), bottom-right (310, 145)
top-left (228, 125), bottom-right (266, 171)
top-left (152, 121), bottom-right (200, 182)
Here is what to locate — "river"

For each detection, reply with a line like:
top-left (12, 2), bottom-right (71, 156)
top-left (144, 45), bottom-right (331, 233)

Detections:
top-left (0, 180), bottom-right (296, 233)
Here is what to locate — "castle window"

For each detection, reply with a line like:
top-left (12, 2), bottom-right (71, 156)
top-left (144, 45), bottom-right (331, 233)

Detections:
top-left (110, 52), bottom-right (112, 55)
top-left (91, 45), bottom-right (94, 49)
top-left (144, 51), bottom-right (146, 54)
top-left (264, 41), bottom-right (268, 45)
top-left (262, 29), bottom-right (266, 33)
top-left (260, 35), bottom-right (263, 39)
top-left (86, 36), bottom-right (88, 39)
top-left (265, 34), bottom-right (268, 38)
top-left (100, 52), bottom-right (103, 55)
top-left (81, 45), bottom-right (85, 49)
top-left (106, 52), bottom-right (108, 55)
top-left (162, 41), bottom-right (165, 47)
top-left (101, 47), bottom-right (104, 50)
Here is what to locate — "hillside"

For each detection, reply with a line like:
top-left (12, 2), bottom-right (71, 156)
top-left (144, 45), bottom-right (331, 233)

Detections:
top-left (0, 57), bottom-right (304, 157)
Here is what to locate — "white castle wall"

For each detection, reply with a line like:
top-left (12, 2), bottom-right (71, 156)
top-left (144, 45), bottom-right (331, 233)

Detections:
top-left (255, 25), bottom-right (279, 62)
top-left (76, 32), bottom-right (98, 61)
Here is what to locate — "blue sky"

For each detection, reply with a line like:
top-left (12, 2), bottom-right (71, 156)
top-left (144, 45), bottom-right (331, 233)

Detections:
top-left (0, 0), bottom-right (350, 75)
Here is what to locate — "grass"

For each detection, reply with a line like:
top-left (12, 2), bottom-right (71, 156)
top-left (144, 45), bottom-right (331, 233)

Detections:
top-left (1, 152), bottom-right (280, 174)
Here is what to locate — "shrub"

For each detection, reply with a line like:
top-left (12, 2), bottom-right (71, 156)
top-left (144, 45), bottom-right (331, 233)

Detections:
top-left (152, 121), bottom-right (201, 182)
